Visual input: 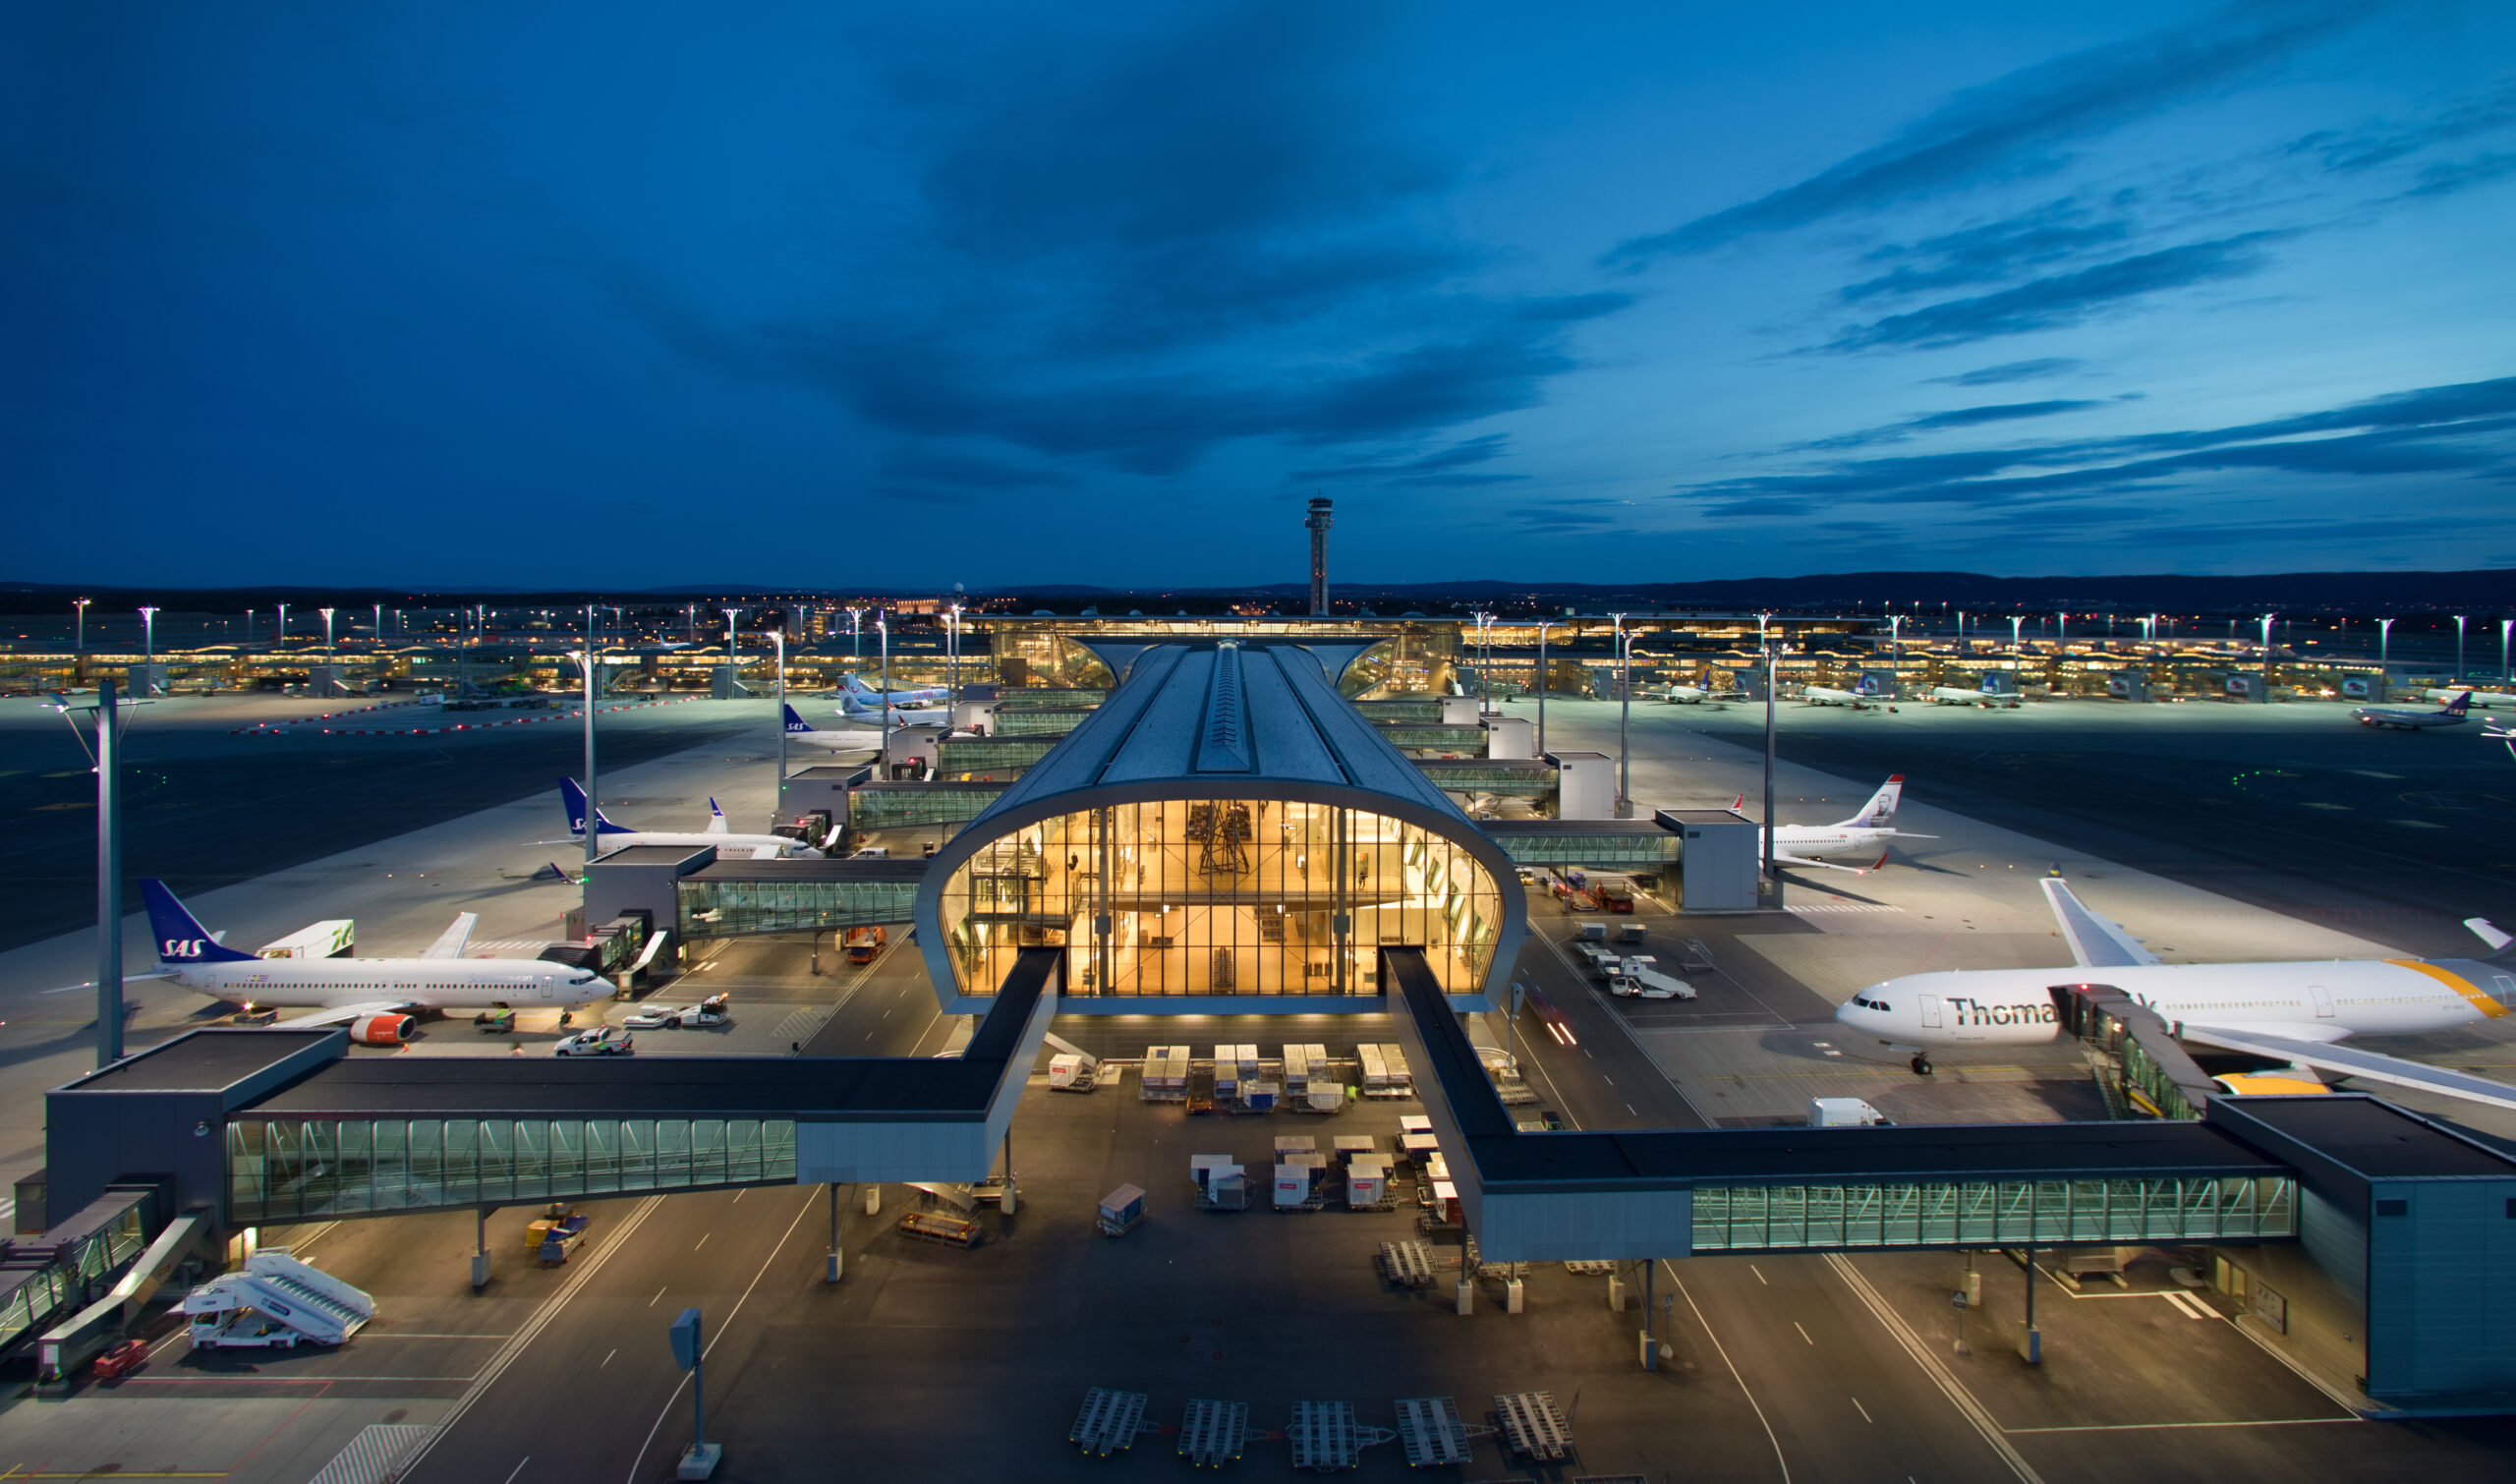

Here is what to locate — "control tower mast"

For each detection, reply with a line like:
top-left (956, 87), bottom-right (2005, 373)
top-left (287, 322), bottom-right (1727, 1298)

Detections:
top-left (1305, 497), bottom-right (1334, 616)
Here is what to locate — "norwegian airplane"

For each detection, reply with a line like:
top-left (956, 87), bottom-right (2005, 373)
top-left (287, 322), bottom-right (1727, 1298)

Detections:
top-left (1731, 775), bottom-right (1934, 874)
top-left (136, 880), bottom-right (609, 1044)
top-left (1835, 878), bottom-right (2516, 1108)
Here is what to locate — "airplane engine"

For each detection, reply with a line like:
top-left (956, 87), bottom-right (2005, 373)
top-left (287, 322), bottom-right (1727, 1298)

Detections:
top-left (350, 1014), bottom-right (417, 1046)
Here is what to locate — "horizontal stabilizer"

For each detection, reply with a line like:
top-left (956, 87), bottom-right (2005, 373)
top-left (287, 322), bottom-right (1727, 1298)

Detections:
top-left (270, 1001), bottom-right (414, 1031)
top-left (2040, 879), bottom-right (2159, 970)
top-left (2181, 1025), bottom-right (2516, 1112)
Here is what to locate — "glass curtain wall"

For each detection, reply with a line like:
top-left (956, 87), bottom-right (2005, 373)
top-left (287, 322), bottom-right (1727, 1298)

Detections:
top-left (938, 802), bottom-right (1500, 999)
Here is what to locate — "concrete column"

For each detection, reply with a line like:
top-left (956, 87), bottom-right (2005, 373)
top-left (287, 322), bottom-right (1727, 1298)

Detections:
top-left (471, 1206), bottom-right (492, 1288)
top-left (1506, 1278), bottom-right (1524, 1314)
top-left (826, 1183), bottom-right (843, 1283)
top-left (862, 1184), bottom-right (881, 1217)
top-left (1455, 1279), bottom-right (1474, 1316)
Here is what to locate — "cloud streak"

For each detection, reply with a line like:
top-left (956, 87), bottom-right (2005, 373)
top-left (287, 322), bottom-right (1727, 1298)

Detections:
top-left (1606, 3), bottom-right (2365, 265)
top-left (1822, 233), bottom-right (2281, 351)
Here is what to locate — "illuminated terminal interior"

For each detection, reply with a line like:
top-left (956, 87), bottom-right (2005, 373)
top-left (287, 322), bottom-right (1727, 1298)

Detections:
top-left (913, 641), bottom-right (1523, 1012)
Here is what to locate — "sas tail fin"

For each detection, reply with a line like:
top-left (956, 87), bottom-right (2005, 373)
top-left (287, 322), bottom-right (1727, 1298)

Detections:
top-left (560, 778), bottom-right (633, 837)
top-left (2443, 691), bottom-right (2474, 717)
top-left (141, 880), bottom-right (257, 965)
top-left (706, 798), bottom-right (730, 834)
top-left (783, 704), bottom-right (816, 734)
top-left (1839, 775), bottom-right (1905, 828)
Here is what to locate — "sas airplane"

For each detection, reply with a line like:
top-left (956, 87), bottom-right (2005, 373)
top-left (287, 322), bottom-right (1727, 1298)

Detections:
top-left (782, 704), bottom-right (884, 754)
top-left (1731, 775), bottom-right (1934, 874)
top-left (1927, 675), bottom-right (2021, 709)
top-left (559, 780), bottom-right (830, 858)
top-left (1835, 878), bottom-right (2516, 1110)
top-left (2352, 690), bottom-right (2472, 730)
top-left (135, 880), bottom-right (610, 1043)
top-left (1801, 675), bottom-right (1886, 708)
top-left (1643, 682), bottom-right (1720, 705)
top-left (2421, 687), bottom-right (2516, 710)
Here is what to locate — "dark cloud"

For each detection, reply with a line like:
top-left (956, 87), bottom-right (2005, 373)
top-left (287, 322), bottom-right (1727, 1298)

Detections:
top-left (1926, 358), bottom-right (2088, 386)
top-left (1840, 200), bottom-right (2133, 303)
top-left (1293, 432), bottom-right (1528, 487)
top-left (1822, 234), bottom-right (2280, 351)
top-left (1507, 508), bottom-right (1617, 532)
top-left (1681, 373), bottom-right (2516, 518)
top-left (1605, 4), bottom-right (2364, 265)
top-left (2285, 81), bottom-right (2516, 175)
top-left (2406, 151), bottom-right (2516, 199)
top-left (876, 448), bottom-right (1073, 495)
top-left (626, 7), bottom-right (1629, 477)
top-left (1791, 399), bottom-right (2103, 450)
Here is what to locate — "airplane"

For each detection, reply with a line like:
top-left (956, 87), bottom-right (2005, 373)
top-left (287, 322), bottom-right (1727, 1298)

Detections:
top-left (782, 704), bottom-right (884, 753)
top-left (559, 779), bottom-right (829, 858)
top-left (1643, 683), bottom-right (1720, 705)
top-left (836, 673), bottom-right (947, 707)
top-left (134, 880), bottom-right (611, 1043)
top-left (1926, 674), bottom-right (2021, 709)
top-left (2421, 687), bottom-right (2516, 710)
top-left (837, 692), bottom-right (948, 726)
top-left (1801, 676), bottom-right (1886, 708)
top-left (2352, 690), bottom-right (2472, 730)
top-left (1835, 877), bottom-right (2516, 1111)
top-left (2487, 719), bottom-right (2515, 759)
top-left (1731, 775), bottom-right (1935, 874)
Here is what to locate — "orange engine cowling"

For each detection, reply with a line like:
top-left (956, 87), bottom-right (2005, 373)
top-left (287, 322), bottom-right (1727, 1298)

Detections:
top-left (350, 1013), bottom-right (417, 1046)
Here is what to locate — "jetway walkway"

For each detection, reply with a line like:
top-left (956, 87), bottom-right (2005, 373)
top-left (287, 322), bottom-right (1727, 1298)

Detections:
top-left (0, 1186), bottom-right (158, 1361)
top-left (678, 857), bottom-right (928, 940)
top-left (43, 950), bottom-right (1059, 1231)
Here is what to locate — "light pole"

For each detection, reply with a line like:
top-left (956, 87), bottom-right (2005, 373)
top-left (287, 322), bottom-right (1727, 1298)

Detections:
top-left (2455, 614), bottom-right (2469, 682)
top-left (90, 680), bottom-right (127, 1065)
top-left (1887, 613), bottom-right (1904, 699)
top-left (139, 605), bottom-right (158, 664)
top-left (2055, 611), bottom-right (2066, 648)
top-left (277, 601), bottom-right (288, 646)
top-left (372, 602), bottom-right (382, 645)
top-left (1533, 620), bottom-right (1554, 756)
top-left (576, 650), bottom-right (600, 879)
top-left (2501, 618), bottom-right (2512, 686)
top-left (321, 607), bottom-right (335, 660)
top-left (772, 626), bottom-right (788, 826)
top-left (722, 608), bottom-right (742, 696)
top-left (1763, 638), bottom-right (1782, 911)
top-left (74, 598), bottom-right (89, 655)
top-left (878, 610), bottom-right (891, 720)
top-left (1611, 613), bottom-right (1630, 816)
top-left (2259, 612), bottom-right (2276, 700)
top-left (948, 601), bottom-right (964, 713)
top-left (847, 606), bottom-right (865, 659)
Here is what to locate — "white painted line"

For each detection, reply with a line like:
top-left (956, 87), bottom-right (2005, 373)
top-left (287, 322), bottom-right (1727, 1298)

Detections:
top-left (1822, 1253), bottom-right (2042, 1484)
top-left (1749, 1265), bottom-right (1767, 1285)
top-left (694, 1232), bottom-right (710, 1251)
top-left (624, 1190), bottom-right (821, 1484)
top-left (501, 1458), bottom-right (531, 1484)
top-left (2005, 1418), bottom-right (2361, 1434)
top-left (1794, 1321), bottom-right (1814, 1345)
top-left (600, 1348), bottom-right (616, 1370)
top-left (1852, 1396), bottom-right (1873, 1425)
top-left (650, 1285), bottom-right (667, 1307)
top-left (365, 1333), bottom-right (514, 1340)
top-left (1664, 1262), bottom-right (1793, 1484)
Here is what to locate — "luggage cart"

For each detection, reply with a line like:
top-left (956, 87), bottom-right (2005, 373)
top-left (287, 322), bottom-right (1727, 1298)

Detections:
top-left (1492, 1391), bottom-right (1573, 1462)
top-left (1395, 1397), bottom-right (1489, 1468)
top-left (1177, 1398), bottom-right (1248, 1467)
top-left (896, 1211), bottom-right (983, 1249)
top-left (1376, 1239), bottom-right (1443, 1288)
top-left (1287, 1401), bottom-right (1393, 1472)
top-left (1069, 1388), bottom-right (1149, 1456)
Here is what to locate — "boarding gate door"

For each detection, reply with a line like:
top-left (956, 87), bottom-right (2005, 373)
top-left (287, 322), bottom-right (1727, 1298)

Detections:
top-left (1917, 994), bottom-right (1941, 1030)
top-left (2309, 984), bottom-right (2334, 1019)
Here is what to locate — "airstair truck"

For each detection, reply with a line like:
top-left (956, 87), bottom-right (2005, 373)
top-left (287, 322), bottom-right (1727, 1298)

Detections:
top-left (182, 1248), bottom-right (374, 1349)
top-left (1605, 954), bottom-right (1695, 1000)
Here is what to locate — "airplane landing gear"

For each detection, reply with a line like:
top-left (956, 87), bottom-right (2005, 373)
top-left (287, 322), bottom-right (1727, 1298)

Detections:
top-left (558, 1011), bottom-right (575, 1027)
top-left (1911, 1054), bottom-right (1933, 1075)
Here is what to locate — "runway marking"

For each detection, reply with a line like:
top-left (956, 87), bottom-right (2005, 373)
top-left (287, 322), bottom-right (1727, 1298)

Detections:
top-left (694, 1232), bottom-right (710, 1251)
top-left (1822, 1253), bottom-right (2042, 1484)
top-left (2005, 1418), bottom-right (2359, 1433)
top-left (1852, 1396), bottom-right (1873, 1424)
top-left (2159, 1289), bottom-right (2211, 1320)
top-left (1794, 1321), bottom-right (1814, 1345)
top-left (624, 1191), bottom-right (821, 1484)
top-left (600, 1349), bottom-right (616, 1369)
top-left (501, 1459), bottom-right (531, 1484)
top-left (650, 1285), bottom-right (668, 1306)
top-left (1749, 1265), bottom-right (1767, 1285)
top-left (1663, 1262), bottom-right (1792, 1484)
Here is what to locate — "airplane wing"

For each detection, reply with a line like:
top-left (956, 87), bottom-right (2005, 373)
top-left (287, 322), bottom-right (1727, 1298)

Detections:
top-left (2040, 879), bottom-right (2160, 969)
top-left (42, 970), bottom-right (175, 995)
top-left (421, 912), bottom-right (479, 960)
top-left (2180, 1025), bottom-right (2516, 1113)
top-left (1773, 851), bottom-right (1872, 874)
top-left (269, 1000), bottom-right (415, 1030)
top-left (750, 844), bottom-right (784, 860)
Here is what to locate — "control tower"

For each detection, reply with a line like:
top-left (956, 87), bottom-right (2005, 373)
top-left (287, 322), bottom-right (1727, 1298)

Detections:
top-left (1305, 497), bottom-right (1333, 615)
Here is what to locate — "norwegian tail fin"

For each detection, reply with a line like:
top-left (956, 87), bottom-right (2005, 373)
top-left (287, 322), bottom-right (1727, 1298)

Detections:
top-left (141, 880), bottom-right (257, 964)
top-left (1838, 774), bottom-right (1905, 828)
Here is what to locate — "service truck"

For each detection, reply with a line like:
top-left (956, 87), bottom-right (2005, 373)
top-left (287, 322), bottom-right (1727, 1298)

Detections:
top-left (1808, 1097), bottom-right (1892, 1127)
top-left (1605, 954), bottom-right (1695, 1000)
top-left (844, 926), bottom-right (887, 965)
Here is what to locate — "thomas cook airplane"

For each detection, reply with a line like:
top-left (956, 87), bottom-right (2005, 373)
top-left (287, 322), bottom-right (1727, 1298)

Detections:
top-left (1835, 878), bottom-right (2516, 1109)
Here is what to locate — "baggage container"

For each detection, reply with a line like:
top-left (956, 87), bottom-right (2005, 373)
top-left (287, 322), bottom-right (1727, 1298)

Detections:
top-left (1097, 1184), bottom-right (1147, 1236)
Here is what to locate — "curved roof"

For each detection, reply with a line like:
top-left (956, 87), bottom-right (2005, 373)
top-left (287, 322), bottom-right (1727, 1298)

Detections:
top-left (914, 642), bottom-right (1523, 1005)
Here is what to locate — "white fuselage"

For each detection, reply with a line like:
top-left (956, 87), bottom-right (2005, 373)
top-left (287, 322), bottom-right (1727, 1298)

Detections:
top-left (786, 727), bottom-right (881, 752)
top-left (165, 955), bottom-right (610, 1012)
top-left (1929, 687), bottom-right (2015, 707)
top-left (590, 828), bottom-right (815, 857)
top-left (2423, 688), bottom-right (2516, 709)
top-left (1768, 824), bottom-right (1893, 859)
top-left (1837, 958), bottom-right (2513, 1048)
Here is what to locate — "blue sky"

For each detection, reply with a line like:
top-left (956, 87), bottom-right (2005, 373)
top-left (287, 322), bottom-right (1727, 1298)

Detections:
top-left (7, 1), bottom-right (2514, 588)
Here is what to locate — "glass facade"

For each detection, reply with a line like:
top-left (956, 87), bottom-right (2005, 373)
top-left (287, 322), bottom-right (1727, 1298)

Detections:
top-left (0, 1199), bottom-right (145, 1354)
top-left (1690, 1174), bottom-right (2295, 1252)
top-left (939, 801), bottom-right (1503, 999)
top-left (227, 1116), bottom-right (798, 1222)
top-left (847, 783), bottom-right (1005, 830)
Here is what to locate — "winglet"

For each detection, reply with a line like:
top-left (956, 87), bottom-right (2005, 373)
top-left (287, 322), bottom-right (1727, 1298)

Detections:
top-left (421, 912), bottom-right (479, 960)
top-left (2039, 878), bottom-right (2161, 970)
top-left (2469, 918), bottom-right (2514, 954)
